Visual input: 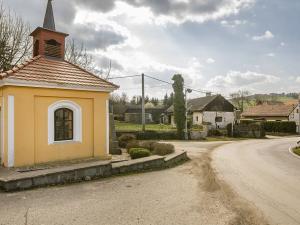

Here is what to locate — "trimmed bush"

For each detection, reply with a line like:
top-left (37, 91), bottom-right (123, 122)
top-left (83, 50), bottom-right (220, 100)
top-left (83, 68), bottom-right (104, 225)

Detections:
top-left (262, 121), bottom-right (296, 133)
top-left (152, 143), bottom-right (175, 156)
top-left (118, 134), bottom-right (136, 148)
top-left (208, 129), bottom-right (223, 137)
top-left (129, 148), bottom-right (151, 159)
top-left (126, 140), bottom-right (141, 151)
top-left (240, 119), bottom-right (258, 125)
top-left (136, 131), bottom-right (178, 140)
top-left (139, 141), bottom-right (156, 152)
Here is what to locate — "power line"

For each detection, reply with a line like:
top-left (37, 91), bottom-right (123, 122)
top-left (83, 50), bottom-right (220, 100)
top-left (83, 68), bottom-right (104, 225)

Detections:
top-left (108, 75), bottom-right (140, 80)
top-left (144, 74), bottom-right (215, 95)
top-left (109, 73), bottom-right (217, 96)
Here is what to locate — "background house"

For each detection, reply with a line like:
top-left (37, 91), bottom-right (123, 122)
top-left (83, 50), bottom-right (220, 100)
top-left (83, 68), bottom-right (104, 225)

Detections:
top-left (112, 103), bottom-right (167, 124)
top-left (243, 103), bottom-right (300, 132)
top-left (242, 104), bottom-right (295, 121)
top-left (165, 95), bottom-right (235, 129)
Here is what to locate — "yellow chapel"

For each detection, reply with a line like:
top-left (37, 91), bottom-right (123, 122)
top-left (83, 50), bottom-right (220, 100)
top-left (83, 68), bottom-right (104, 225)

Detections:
top-left (0, 0), bottom-right (118, 167)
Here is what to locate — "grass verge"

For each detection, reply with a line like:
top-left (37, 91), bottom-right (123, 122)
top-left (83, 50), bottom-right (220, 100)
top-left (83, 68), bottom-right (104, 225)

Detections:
top-left (293, 147), bottom-right (300, 156)
top-left (115, 121), bottom-right (175, 132)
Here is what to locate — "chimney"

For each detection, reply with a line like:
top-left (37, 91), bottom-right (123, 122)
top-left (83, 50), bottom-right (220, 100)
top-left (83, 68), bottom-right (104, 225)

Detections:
top-left (30, 0), bottom-right (69, 59)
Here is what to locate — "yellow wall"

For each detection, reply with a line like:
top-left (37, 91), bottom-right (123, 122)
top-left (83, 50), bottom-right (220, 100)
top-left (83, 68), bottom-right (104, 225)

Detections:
top-left (1, 86), bottom-right (110, 167)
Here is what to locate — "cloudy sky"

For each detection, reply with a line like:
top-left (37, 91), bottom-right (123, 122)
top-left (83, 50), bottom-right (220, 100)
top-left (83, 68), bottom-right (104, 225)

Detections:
top-left (2, 0), bottom-right (300, 98)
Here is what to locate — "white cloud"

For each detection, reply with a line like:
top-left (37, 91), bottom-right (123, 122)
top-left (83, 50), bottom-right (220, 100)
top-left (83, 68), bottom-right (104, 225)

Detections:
top-left (266, 53), bottom-right (275, 57)
top-left (206, 71), bottom-right (280, 92)
top-left (252, 30), bottom-right (274, 41)
top-left (206, 58), bottom-right (216, 64)
top-left (296, 77), bottom-right (300, 83)
top-left (221, 19), bottom-right (248, 28)
top-left (280, 42), bottom-right (286, 47)
top-left (75, 0), bottom-right (256, 25)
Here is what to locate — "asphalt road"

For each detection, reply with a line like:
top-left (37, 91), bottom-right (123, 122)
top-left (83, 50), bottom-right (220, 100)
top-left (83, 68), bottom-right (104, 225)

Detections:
top-left (213, 137), bottom-right (300, 225)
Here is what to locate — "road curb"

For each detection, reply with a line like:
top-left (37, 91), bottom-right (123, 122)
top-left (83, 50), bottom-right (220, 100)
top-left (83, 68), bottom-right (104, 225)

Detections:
top-left (289, 146), bottom-right (300, 160)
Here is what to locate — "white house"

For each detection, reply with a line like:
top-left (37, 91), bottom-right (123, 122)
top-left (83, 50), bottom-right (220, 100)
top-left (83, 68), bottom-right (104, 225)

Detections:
top-left (166, 95), bottom-right (235, 129)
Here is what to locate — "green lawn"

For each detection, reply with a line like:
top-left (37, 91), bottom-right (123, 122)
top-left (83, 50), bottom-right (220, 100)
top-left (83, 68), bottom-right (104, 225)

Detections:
top-left (293, 147), bottom-right (300, 156)
top-left (115, 121), bottom-right (176, 132)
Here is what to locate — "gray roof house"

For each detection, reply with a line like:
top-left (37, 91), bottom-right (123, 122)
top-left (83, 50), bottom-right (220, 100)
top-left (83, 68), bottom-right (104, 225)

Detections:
top-left (166, 95), bottom-right (235, 128)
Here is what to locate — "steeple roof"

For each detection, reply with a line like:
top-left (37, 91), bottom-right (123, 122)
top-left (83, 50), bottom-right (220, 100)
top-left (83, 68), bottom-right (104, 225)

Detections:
top-left (43, 0), bottom-right (56, 31)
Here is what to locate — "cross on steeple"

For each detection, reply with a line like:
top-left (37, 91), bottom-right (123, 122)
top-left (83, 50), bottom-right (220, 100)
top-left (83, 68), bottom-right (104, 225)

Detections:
top-left (43, 0), bottom-right (55, 31)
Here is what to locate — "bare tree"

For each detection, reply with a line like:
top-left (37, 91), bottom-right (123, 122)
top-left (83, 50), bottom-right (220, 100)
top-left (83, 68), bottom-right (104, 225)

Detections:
top-left (65, 39), bottom-right (95, 71)
top-left (0, 4), bottom-right (32, 72)
top-left (230, 90), bottom-right (251, 112)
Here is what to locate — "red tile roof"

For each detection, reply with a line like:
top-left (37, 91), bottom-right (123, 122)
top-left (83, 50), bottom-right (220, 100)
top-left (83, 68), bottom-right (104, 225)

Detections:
top-left (242, 104), bottom-right (295, 117)
top-left (0, 56), bottom-right (118, 91)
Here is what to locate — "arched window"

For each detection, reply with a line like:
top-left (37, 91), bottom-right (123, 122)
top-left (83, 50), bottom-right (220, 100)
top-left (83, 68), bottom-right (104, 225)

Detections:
top-left (54, 108), bottom-right (73, 141)
top-left (48, 100), bottom-right (82, 144)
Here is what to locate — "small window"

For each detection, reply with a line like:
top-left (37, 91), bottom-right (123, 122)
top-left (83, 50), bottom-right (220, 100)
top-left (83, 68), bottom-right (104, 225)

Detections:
top-left (215, 117), bottom-right (222, 123)
top-left (45, 39), bottom-right (62, 58)
top-left (54, 108), bottom-right (73, 141)
top-left (196, 116), bottom-right (199, 122)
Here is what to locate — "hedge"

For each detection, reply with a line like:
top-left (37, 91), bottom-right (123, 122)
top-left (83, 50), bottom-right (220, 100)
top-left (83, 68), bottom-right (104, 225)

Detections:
top-left (128, 148), bottom-right (151, 159)
top-left (262, 121), bottom-right (296, 133)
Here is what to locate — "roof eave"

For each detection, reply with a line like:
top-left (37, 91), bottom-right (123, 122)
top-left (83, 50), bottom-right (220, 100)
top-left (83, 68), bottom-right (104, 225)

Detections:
top-left (30, 27), bottom-right (69, 37)
top-left (0, 78), bottom-right (118, 93)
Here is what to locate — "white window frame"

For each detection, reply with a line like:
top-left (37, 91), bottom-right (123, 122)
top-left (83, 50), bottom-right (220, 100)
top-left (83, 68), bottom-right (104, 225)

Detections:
top-left (48, 100), bottom-right (82, 145)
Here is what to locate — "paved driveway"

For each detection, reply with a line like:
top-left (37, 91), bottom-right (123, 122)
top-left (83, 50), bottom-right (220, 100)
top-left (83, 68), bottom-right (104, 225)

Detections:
top-left (214, 137), bottom-right (300, 225)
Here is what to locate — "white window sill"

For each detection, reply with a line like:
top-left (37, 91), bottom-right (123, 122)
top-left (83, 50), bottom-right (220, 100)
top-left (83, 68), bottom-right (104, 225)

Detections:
top-left (49, 140), bottom-right (82, 145)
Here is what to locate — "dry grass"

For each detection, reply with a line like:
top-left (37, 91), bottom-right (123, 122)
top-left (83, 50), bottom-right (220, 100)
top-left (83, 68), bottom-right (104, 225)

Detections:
top-left (293, 147), bottom-right (300, 156)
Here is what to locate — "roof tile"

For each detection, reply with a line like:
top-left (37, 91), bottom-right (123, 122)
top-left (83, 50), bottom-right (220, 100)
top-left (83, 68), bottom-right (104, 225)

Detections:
top-left (0, 56), bottom-right (118, 90)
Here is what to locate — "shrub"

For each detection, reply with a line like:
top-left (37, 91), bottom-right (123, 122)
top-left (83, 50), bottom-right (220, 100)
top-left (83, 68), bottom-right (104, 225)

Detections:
top-left (139, 141), bottom-right (157, 152)
top-left (152, 143), bottom-right (175, 156)
top-left (129, 148), bottom-right (151, 159)
top-left (262, 121), bottom-right (296, 133)
top-left (208, 129), bottom-right (223, 137)
top-left (191, 125), bottom-right (203, 131)
top-left (126, 140), bottom-right (141, 151)
top-left (240, 119), bottom-right (258, 125)
top-left (136, 131), bottom-right (178, 140)
top-left (118, 134), bottom-right (136, 148)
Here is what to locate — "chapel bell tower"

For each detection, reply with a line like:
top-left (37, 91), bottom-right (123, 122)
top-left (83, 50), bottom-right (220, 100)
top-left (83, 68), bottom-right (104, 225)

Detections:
top-left (30, 0), bottom-right (69, 59)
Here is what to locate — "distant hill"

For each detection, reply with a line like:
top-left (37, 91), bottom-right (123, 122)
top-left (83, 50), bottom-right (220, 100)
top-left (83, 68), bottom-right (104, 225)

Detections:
top-left (230, 93), bottom-right (299, 111)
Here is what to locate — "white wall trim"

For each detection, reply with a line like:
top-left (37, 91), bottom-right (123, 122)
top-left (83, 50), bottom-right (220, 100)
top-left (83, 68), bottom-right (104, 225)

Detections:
top-left (106, 99), bottom-right (110, 154)
top-left (0, 79), bottom-right (118, 93)
top-left (1, 97), bottom-right (4, 165)
top-left (48, 100), bottom-right (82, 145)
top-left (7, 95), bottom-right (14, 167)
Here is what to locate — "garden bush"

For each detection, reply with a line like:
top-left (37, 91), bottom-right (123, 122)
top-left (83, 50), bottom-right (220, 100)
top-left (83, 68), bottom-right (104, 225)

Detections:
top-left (262, 121), bottom-right (296, 133)
top-left (126, 140), bottom-right (141, 151)
top-left (118, 134), bottom-right (136, 148)
top-left (152, 143), bottom-right (175, 156)
top-left (129, 148), bottom-right (151, 159)
top-left (139, 141), bottom-right (156, 152)
top-left (136, 131), bottom-right (178, 140)
top-left (208, 129), bottom-right (223, 137)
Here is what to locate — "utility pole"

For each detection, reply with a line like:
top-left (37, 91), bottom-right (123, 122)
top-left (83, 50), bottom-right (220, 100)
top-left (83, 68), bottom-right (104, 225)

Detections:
top-left (142, 73), bottom-right (145, 132)
top-left (185, 88), bottom-right (192, 140)
top-left (298, 93), bottom-right (300, 134)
